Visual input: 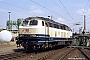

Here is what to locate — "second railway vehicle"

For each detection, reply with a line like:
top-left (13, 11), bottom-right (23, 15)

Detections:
top-left (17, 17), bottom-right (73, 50)
top-left (75, 35), bottom-right (90, 46)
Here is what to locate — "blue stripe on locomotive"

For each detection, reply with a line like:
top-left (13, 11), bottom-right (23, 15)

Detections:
top-left (35, 34), bottom-right (72, 41)
top-left (19, 34), bottom-right (72, 45)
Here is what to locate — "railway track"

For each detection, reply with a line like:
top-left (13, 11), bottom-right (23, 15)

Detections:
top-left (0, 52), bottom-right (28, 60)
top-left (0, 46), bottom-right (90, 60)
top-left (78, 47), bottom-right (90, 60)
top-left (59, 47), bottom-right (87, 60)
top-left (37, 47), bottom-right (89, 60)
top-left (37, 47), bottom-right (75, 60)
top-left (0, 45), bottom-right (66, 60)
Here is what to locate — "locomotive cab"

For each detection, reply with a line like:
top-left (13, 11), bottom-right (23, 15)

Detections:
top-left (17, 18), bottom-right (49, 50)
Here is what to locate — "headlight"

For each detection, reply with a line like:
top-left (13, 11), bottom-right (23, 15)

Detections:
top-left (19, 34), bottom-right (24, 37)
top-left (30, 34), bottom-right (36, 37)
top-left (19, 34), bottom-right (37, 37)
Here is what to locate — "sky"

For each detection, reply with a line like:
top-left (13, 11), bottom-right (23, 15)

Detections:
top-left (0, 0), bottom-right (90, 33)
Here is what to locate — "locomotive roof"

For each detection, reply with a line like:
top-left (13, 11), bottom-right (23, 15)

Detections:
top-left (25, 17), bottom-right (56, 23)
top-left (25, 17), bottom-right (69, 27)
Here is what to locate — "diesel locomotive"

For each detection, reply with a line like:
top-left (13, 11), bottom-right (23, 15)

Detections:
top-left (16, 17), bottom-right (73, 50)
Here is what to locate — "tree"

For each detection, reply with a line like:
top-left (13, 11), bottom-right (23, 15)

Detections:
top-left (6, 18), bottom-right (23, 30)
top-left (17, 18), bottom-right (23, 29)
top-left (6, 20), bottom-right (13, 30)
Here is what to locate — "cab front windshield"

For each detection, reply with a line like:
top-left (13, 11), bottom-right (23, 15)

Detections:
top-left (29, 20), bottom-right (38, 25)
top-left (22, 20), bottom-right (28, 26)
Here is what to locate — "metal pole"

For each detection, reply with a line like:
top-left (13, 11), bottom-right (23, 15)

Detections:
top-left (8, 12), bottom-right (11, 21)
top-left (8, 12), bottom-right (11, 31)
top-left (84, 15), bottom-right (86, 33)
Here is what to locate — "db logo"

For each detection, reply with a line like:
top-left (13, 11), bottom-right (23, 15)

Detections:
top-left (25, 29), bottom-right (29, 32)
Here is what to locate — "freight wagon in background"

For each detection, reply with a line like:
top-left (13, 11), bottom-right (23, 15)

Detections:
top-left (16, 17), bottom-right (73, 51)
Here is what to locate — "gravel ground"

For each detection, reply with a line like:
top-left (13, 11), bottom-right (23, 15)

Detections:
top-left (63, 48), bottom-right (87, 60)
top-left (0, 42), bottom-right (19, 55)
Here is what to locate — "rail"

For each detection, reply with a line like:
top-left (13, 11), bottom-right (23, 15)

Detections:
top-left (78, 48), bottom-right (90, 60)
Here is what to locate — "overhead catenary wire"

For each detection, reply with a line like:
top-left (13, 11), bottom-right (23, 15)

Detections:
top-left (29, 0), bottom-right (75, 23)
top-left (84, 0), bottom-right (89, 9)
top-left (0, 0), bottom-right (80, 24)
top-left (29, 0), bottom-right (65, 18)
top-left (51, 0), bottom-right (66, 13)
top-left (0, 1), bottom-right (49, 18)
top-left (52, 0), bottom-right (73, 19)
top-left (0, 1), bottom-right (31, 11)
top-left (83, 0), bottom-right (90, 24)
top-left (58, 0), bottom-right (75, 22)
top-left (0, 0), bottom-right (90, 31)
top-left (0, 0), bottom-right (74, 23)
top-left (84, 0), bottom-right (90, 14)
top-left (51, 0), bottom-right (67, 20)
top-left (83, 0), bottom-right (90, 23)
top-left (0, 7), bottom-right (27, 16)
top-left (86, 17), bottom-right (90, 22)
top-left (0, 0), bottom-right (65, 21)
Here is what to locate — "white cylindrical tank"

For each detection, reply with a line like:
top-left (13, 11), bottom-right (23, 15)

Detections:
top-left (0, 30), bottom-right (13, 41)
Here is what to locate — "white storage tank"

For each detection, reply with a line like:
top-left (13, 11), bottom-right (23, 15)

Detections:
top-left (0, 30), bottom-right (13, 41)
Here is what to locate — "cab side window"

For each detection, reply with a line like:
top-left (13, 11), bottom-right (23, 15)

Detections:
top-left (42, 21), bottom-right (44, 26)
top-left (45, 22), bottom-right (48, 27)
